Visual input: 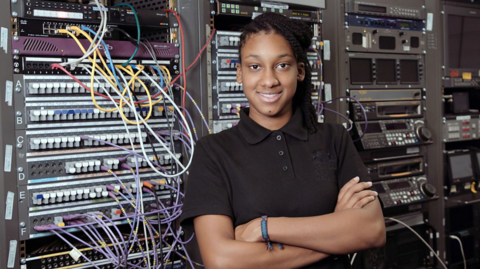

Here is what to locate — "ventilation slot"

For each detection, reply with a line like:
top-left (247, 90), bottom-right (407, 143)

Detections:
top-left (23, 39), bottom-right (59, 52)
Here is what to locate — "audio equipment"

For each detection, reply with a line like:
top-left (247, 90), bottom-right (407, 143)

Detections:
top-left (372, 176), bottom-right (437, 208)
top-left (349, 88), bottom-right (422, 102)
top-left (351, 100), bottom-right (423, 121)
top-left (345, 0), bottom-right (426, 19)
top-left (345, 14), bottom-right (426, 54)
top-left (443, 114), bottom-right (479, 142)
top-left (366, 156), bottom-right (424, 181)
top-left (442, 4), bottom-right (480, 87)
top-left (354, 118), bottom-right (432, 150)
top-left (346, 53), bottom-right (425, 88)
top-left (216, 0), bottom-right (321, 22)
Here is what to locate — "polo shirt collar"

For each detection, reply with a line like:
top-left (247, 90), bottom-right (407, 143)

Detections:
top-left (237, 107), bottom-right (309, 145)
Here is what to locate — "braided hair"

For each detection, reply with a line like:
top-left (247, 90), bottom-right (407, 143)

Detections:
top-left (238, 12), bottom-right (317, 132)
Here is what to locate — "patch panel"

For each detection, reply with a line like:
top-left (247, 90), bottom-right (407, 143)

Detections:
top-left (25, 239), bottom-right (181, 269)
top-left (212, 120), bottom-right (239, 133)
top-left (19, 75), bottom-right (167, 96)
top-left (21, 101), bottom-right (168, 128)
top-left (28, 132), bottom-right (148, 151)
top-left (30, 180), bottom-right (180, 207)
top-left (20, 124), bottom-right (172, 154)
top-left (24, 150), bottom-right (181, 181)
top-left (23, 172), bottom-right (177, 207)
top-left (16, 57), bottom-right (176, 75)
top-left (27, 197), bottom-right (170, 236)
top-left (217, 98), bottom-right (249, 119)
top-left (215, 31), bottom-right (241, 48)
top-left (27, 105), bottom-right (164, 122)
top-left (217, 77), bottom-right (242, 92)
top-left (219, 57), bottom-right (239, 70)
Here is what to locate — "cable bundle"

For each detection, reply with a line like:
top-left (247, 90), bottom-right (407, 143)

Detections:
top-left (35, 7), bottom-right (216, 268)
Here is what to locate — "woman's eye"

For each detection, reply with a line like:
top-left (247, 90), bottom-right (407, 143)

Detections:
top-left (277, 63), bottom-right (289, 69)
top-left (249, 65), bottom-right (260, 70)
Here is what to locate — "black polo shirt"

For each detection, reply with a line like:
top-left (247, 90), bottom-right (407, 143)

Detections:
top-left (181, 108), bottom-right (369, 269)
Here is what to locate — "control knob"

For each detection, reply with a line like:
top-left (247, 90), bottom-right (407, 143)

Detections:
top-left (419, 182), bottom-right (436, 198)
top-left (416, 125), bottom-right (432, 142)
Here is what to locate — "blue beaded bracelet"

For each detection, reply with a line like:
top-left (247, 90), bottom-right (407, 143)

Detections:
top-left (261, 215), bottom-right (284, 250)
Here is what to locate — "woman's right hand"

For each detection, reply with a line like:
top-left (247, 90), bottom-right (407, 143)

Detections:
top-left (334, 177), bottom-right (378, 212)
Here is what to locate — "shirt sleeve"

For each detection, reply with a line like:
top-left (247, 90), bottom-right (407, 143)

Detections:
top-left (180, 138), bottom-right (233, 225)
top-left (335, 124), bottom-right (370, 189)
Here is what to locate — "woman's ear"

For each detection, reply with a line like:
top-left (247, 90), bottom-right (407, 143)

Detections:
top-left (297, 62), bottom-right (306, 82)
top-left (236, 64), bottom-right (243, 84)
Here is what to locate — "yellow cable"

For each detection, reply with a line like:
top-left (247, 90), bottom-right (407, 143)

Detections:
top-left (70, 26), bottom-right (117, 86)
top-left (69, 27), bottom-right (136, 112)
top-left (59, 28), bottom-right (120, 94)
top-left (116, 65), bottom-right (154, 124)
top-left (472, 182), bottom-right (478, 194)
top-left (59, 29), bottom-right (127, 112)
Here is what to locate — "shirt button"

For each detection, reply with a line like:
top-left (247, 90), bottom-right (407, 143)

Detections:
top-left (276, 135), bottom-right (282, 141)
top-left (282, 166), bottom-right (288, 171)
top-left (279, 151), bottom-right (284, 156)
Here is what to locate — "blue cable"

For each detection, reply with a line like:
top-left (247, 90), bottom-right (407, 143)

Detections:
top-left (81, 26), bottom-right (123, 93)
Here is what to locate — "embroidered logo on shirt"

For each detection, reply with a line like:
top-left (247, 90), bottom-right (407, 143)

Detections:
top-left (312, 150), bottom-right (337, 181)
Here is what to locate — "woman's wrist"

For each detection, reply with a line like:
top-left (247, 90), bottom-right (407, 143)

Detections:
top-left (265, 216), bottom-right (279, 242)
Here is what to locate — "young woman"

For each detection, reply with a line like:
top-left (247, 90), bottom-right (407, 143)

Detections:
top-left (181, 13), bottom-right (386, 269)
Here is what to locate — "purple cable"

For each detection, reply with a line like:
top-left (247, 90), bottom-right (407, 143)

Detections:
top-left (50, 230), bottom-right (102, 269)
top-left (75, 221), bottom-right (118, 263)
top-left (174, 83), bottom-right (211, 133)
top-left (173, 110), bottom-right (198, 141)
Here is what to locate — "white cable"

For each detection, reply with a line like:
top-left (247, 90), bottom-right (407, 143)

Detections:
top-left (140, 69), bottom-right (195, 164)
top-left (61, 0), bottom-right (108, 67)
top-left (385, 217), bottom-right (448, 269)
top-left (350, 253), bottom-right (357, 265)
top-left (82, 66), bottom-right (136, 152)
top-left (82, 67), bottom-right (153, 268)
top-left (110, 66), bottom-right (191, 177)
top-left (449, 235), bottom-right (467, 269)
top-left (83, 64), bottom-right (183, 175)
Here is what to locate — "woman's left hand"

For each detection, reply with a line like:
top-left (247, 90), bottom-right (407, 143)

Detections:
top-left (235, 218), bottom-right (264, 242)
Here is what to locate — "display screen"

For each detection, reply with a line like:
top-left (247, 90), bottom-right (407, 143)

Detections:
top-left (376, 59), bottom-right (397, 83)
top-left (350, 58), bottom-right (373, 84)
top-left (388, 181), bottom-right (410, 190)
top-left (358, 4), bottom-right (387, 13)
top-left (449, 154), bottom-right (474, 180)
top-left (400, 60), bottom-right (419, 84)
top-left (385, 123), bottom-right (408, 130)
top-left (399, 22), bottom-right (410, 28)
top-left (360, 123), bottom-right (382, 133)
top-left (447, 15), bottom-right (480, 69)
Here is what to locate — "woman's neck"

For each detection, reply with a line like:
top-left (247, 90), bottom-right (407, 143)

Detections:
top-left (248, 106), bottom-right (293, 131)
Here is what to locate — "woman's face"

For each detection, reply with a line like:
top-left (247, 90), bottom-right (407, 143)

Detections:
top-left (237, 32), bottom-right (305, 124)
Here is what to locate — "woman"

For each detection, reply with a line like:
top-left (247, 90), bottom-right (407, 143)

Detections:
top-left (181, 12), bottom-right (386, 269)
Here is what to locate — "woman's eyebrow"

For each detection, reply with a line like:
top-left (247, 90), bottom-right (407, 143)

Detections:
top-left (244, 53), bottom-right (294, 59)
